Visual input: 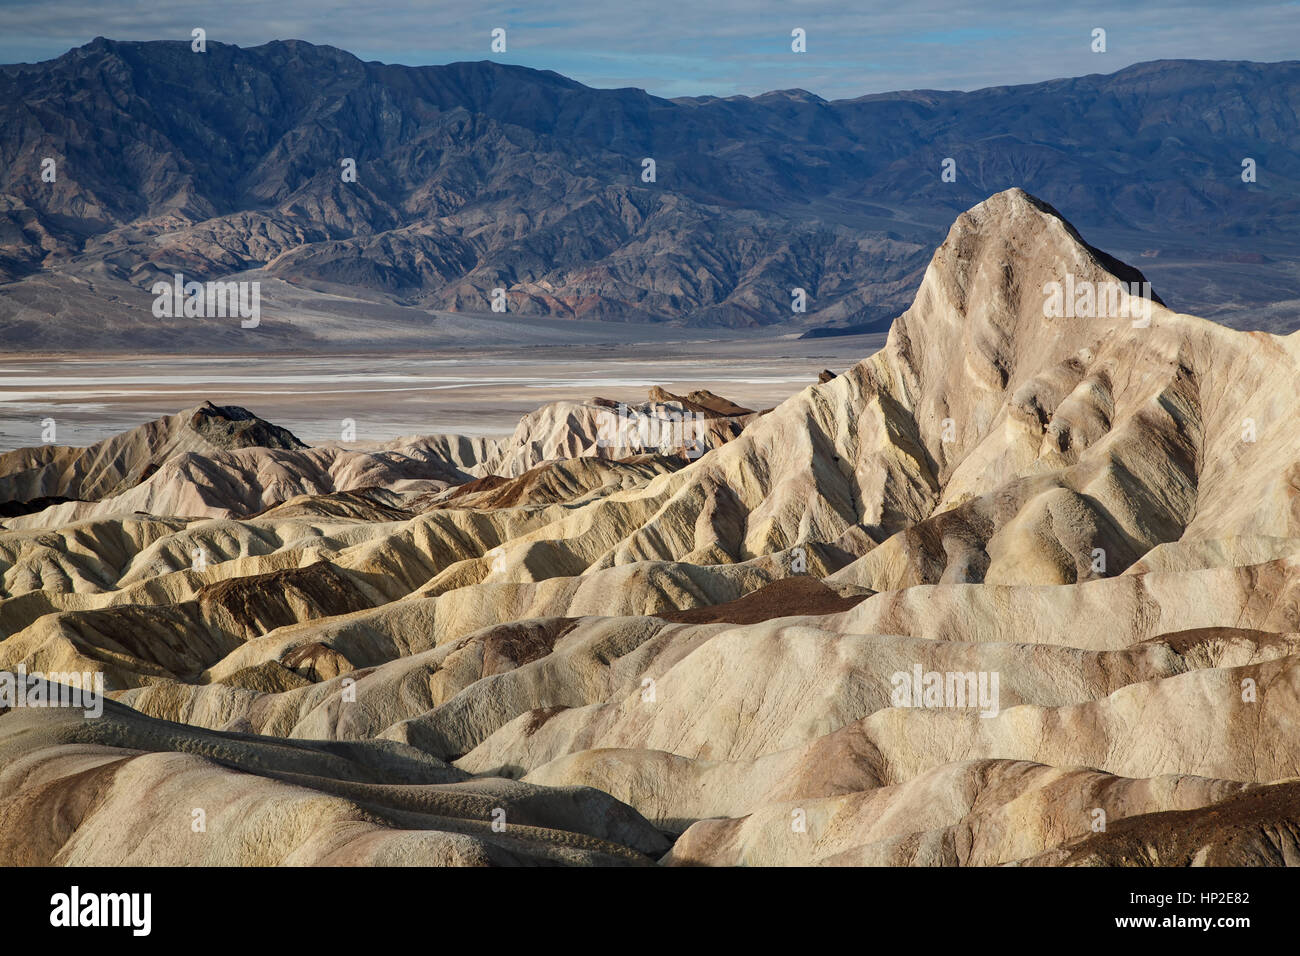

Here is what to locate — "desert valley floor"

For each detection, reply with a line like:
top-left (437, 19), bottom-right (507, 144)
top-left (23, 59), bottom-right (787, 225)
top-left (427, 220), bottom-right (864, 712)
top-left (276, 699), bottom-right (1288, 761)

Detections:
top-left (0, 334), bottom-right (879, 450)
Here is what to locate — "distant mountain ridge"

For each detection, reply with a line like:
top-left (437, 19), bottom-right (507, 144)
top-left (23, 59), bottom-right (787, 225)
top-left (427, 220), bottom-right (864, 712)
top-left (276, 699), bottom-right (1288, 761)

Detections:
top-left (1, 40), bottom-right (1298, 348)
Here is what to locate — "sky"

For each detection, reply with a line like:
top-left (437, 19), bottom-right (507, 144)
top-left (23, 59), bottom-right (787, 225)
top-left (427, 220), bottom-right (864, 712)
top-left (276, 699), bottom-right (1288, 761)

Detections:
top-left (0, 0), bottom-right (1296, 99)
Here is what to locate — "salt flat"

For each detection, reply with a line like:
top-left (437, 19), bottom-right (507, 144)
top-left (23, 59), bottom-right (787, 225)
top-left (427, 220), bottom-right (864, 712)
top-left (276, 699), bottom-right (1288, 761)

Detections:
top-left (0, 335), bottom-right (882, 450)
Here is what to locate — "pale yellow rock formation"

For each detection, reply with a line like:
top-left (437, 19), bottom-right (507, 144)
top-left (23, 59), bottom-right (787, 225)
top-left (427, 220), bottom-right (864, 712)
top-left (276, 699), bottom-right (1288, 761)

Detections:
top-left (4, 190), bottom-right (1300, 866)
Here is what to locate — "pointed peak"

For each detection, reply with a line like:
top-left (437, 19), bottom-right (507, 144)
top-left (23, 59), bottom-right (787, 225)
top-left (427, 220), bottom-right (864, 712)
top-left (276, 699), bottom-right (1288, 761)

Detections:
top-left (940, 189), bottom-right (1164, 306)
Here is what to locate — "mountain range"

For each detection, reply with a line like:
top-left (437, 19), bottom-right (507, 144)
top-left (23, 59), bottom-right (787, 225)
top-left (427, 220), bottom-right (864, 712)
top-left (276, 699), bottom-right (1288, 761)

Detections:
top-left (1, 40), bottom-right (1298, 349)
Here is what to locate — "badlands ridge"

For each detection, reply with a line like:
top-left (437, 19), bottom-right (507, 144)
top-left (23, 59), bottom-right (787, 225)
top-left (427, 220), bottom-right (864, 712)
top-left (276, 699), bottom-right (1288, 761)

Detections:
top-left (1, 189), bottom-right (1298, 866)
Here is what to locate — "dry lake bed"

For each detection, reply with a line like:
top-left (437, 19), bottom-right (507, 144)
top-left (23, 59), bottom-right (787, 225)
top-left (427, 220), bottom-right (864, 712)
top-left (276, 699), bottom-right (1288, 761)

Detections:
top-left (0, 334), bottom-right (884, 450)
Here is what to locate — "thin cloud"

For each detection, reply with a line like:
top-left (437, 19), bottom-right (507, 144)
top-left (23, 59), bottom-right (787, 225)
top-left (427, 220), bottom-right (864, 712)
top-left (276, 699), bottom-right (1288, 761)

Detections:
top-left (0, 0), bottom-right (1295, 97)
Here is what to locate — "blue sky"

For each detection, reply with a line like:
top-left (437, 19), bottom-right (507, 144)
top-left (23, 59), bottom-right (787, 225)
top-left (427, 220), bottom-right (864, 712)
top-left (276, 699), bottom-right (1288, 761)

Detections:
top-left (0, 0), bottom-right (1296, 98)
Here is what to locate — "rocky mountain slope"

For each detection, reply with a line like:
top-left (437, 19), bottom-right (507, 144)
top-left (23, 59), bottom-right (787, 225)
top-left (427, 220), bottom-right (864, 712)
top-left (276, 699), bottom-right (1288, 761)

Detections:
top-left (2, 190), bottom-right (1299, 866)
top-left (2, 41), bottom-right (1298, 350)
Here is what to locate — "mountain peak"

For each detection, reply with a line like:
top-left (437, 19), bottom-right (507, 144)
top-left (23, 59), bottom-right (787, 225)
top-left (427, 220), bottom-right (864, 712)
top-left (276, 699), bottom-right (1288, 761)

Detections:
top-left (755, 88), bottom-right (826, 103)
top-left (945, 188), bottom-right (1163, 305)
top-left (889, 189), bottom-right (1166, 410)
top-left (185, 403), bottom-right (305, 451)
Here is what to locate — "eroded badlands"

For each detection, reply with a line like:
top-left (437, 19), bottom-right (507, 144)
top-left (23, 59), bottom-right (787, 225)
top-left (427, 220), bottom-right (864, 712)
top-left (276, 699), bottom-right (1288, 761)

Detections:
top-left (2, 190), bottom-right (1298, 866)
